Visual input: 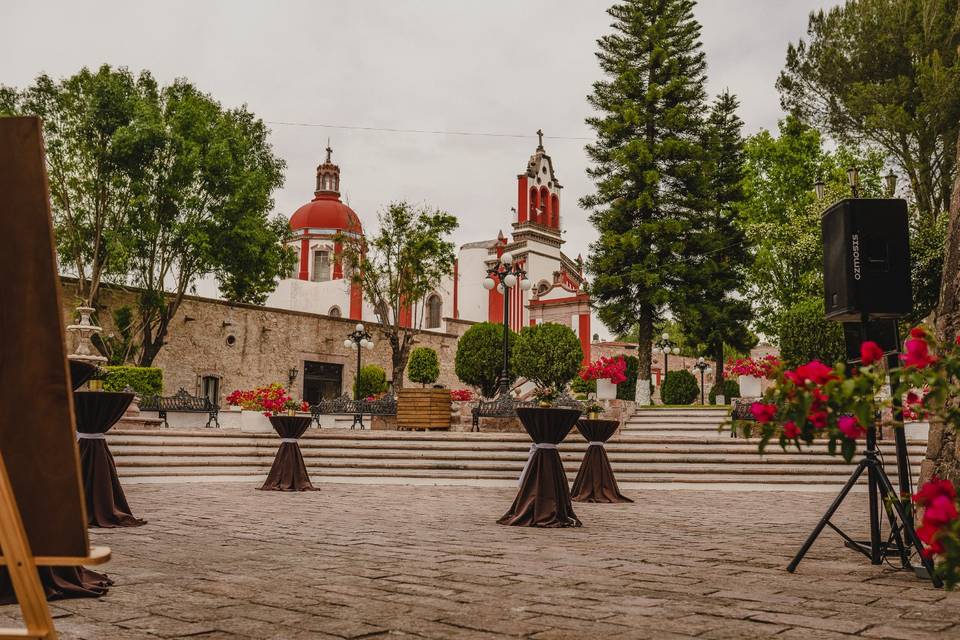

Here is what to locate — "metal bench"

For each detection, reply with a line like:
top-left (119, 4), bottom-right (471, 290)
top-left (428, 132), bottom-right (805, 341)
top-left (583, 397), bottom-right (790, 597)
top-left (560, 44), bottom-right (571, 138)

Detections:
top-left (139, 388), bottom-right (220, 428)
top-left (471, 393), bottom-right (583, 432)
top-left (310, 393), bottom-right (397, 430)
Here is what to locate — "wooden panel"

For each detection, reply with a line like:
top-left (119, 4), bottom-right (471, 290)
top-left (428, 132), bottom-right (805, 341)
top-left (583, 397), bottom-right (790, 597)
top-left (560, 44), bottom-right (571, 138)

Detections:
top-left (397, 389), bottom-right (452, 430)
top-left (0, 117), bottom-right (88, 557)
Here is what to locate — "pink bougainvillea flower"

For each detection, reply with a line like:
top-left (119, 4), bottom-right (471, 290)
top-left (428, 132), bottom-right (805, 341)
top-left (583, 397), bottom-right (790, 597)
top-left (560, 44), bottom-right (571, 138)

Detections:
top-left (910, 326), bottom-right (926, 339)
top-left (838, 415), bottom-right (865, 439)
top-left (750, 402), bottom-right (776, 423)
top-left (924, 495), bottom-right (959, 528)
top-left (783, 421), bottom-right (800, 438)
top-left (860, 341), bottom-right (884, 365)
top-left (809, 410), bottom-right (827, 430)
top-left (913, 477), bottom-right (958, 506)
top-left (900, 338), bottom-right (937, 369)
top-left (906, 391), bottom-right (921, 406)
top-left (787, 360), bottom-right (836, 386)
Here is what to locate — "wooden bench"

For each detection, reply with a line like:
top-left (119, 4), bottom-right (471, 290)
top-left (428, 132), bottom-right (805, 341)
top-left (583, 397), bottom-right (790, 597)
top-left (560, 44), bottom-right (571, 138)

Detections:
top-left (140, 388), bottom-right (220, 428)
top-left (310, 393), bottom-right (397, 430)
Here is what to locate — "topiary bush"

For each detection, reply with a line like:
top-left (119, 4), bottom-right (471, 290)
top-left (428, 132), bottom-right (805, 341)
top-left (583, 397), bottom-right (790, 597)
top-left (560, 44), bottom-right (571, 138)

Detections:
top-left (617, 355), bottom-right (640, 400)
top-left (354, 364), bottom-right (388, 399)
top-left (570, 376), bottom-right (596, 396)
top-left (777, 298), bottom-right (846, 367)
top-left (407, 347), bottom-right (440, 387)
top-left (101, 366), bottom-right (163, 396)
top-left (512, 322), bottom-right (583, 390)
top-left (455, 322), bottom-right (516, 397)
top-left (709, 378), bottom-right (741, 405)
top-left (661, 370), bottom-right (699, 405)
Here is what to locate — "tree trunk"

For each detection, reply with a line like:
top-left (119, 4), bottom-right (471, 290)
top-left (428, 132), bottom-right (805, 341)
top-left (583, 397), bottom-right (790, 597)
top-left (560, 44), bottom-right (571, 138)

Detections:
top-left (390, 331), bottom-right (413, 391)
top-left (635, 309), bottom-right (654, 405)
top-left (713, 341), bottom-right (725, 387)
top-left (920, 132), bottom-right (960, 486)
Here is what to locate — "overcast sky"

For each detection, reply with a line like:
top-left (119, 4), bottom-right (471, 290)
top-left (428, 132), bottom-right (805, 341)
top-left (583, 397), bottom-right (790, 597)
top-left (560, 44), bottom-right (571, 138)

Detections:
top-left (1, 0), bottom-right (840, 337)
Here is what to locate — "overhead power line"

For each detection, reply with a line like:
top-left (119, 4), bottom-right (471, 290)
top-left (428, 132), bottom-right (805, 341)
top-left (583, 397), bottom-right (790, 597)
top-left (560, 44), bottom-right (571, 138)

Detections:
top-left (264, 120), bottom-right (592, 141)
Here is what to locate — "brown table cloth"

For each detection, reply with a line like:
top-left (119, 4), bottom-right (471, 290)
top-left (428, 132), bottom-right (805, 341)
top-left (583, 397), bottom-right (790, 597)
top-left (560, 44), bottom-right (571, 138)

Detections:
top-left (74, 391), bottom-right (145, 527)
top-left (0, 566), bottom-right (112, 604)
top-left (68, 360), bottom-right (99, 391)
top-left (260, 416), bottom-right (317, 491)
top-left (498, 407), bottom-right (582, 527)
top-left (571, 419), bottom-right (633, 503)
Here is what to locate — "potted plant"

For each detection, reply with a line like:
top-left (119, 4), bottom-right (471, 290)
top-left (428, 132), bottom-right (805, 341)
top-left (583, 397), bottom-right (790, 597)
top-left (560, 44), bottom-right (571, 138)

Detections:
top-left (584, 401), bottom-right (603, 420)
top-left (532, 386), bottom-right (559, 408)
top-left (226, 383), bottom-right (303, 431)
top-left (398, 347), bottom-right (451, 430)
top-left (724, 355), bottom-right (780, 399)
top-left (579, 356), bottom-right (628, 400)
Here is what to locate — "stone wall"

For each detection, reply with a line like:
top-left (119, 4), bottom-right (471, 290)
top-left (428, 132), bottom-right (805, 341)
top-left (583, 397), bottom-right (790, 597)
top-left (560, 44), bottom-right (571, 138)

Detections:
top-left (61, 280), bottom-right (467, 404)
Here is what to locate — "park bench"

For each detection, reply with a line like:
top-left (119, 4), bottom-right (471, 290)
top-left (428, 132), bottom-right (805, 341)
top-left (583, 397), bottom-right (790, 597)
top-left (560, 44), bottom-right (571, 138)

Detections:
top-left (310, 393), bottom-right (397, 430)
top-left (471, 394), bottom-right (583, 432)
top-left (139, 388), bottom-right (220, 429)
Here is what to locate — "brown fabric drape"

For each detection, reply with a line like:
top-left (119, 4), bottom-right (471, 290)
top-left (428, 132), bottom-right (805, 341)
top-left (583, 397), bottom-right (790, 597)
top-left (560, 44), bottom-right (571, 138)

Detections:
top-left (260, 416), bottom-right (317, 491)
top-left (68, 360), bottom-right (99, 391)
top-left (571, 419), bottom-right (633, 503)
top-left (74, 391), bottom-right (145, 527)
top-left (498, 407), bottom-right (581, 527)
top-left (0, 566), bottom-right (112, 604)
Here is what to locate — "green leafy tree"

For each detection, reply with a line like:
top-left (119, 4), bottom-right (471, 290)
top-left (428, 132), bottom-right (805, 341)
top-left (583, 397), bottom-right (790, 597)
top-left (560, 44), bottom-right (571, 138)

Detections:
top-left (354, 364), bottom-right (388, 399)
top-left (777, 298), bottom-right (847, 367)
top-left (407, 347), bottom-right (440, 387)
top-left (454, 322), bottom-right (516, 398)
top-left (511, 323), bottom-right (583, 391)
top-left (673, 92), bottom-right (756, 382)
top-left (583, 0), bottom-right (709, 404)
top-left (337, 201), bottom-right (458, 389)
top-left (91, 305), bottom-right (139, 365)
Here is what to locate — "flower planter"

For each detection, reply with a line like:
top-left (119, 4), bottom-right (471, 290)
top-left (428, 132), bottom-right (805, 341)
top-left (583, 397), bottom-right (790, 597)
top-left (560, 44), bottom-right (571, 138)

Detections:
top-left (738, 375), bottom-right (762, 398)
top-left (397, 388), bottom-right (451, 430)
top-left (239, 410), bottom-right (273, 433)
top-left (596, 378), bottom-right (618, 400)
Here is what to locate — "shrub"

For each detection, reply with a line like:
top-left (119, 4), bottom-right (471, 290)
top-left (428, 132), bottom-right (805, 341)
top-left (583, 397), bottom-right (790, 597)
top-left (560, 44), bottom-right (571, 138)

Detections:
top-left (511, 323), bottom-right (583, 390)
top-left (617, 355), bottom-right (640, 400)
top-left (455, 322), bottom-right (516, 397)
top-left (407, 347), bottom-right (440, 386)
top-left (709, 379), bottom-right (741, 405)
top-left (101, 366), bottom-right (163, 396)
top-left (661, 370), bottom-right (699, 405)
top-left (777, 298), bottom-right (846, 367)
top-left (570, 376), bottom-right (596, 396)
top-left (354, 365), bottom-right (387, 399)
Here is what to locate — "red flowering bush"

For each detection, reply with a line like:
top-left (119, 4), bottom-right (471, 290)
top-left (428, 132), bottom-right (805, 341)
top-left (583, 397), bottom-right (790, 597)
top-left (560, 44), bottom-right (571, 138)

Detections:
top-left (724, 355), bottom-right (781, 379)
top-left (450, 389), bottom-right (474, 402)
top-left (914, 478), bottom-right (960, 588)
top-left (579, 356), bottom-right (627, 384)
top-left (225, 383), bottom-right (308, 417)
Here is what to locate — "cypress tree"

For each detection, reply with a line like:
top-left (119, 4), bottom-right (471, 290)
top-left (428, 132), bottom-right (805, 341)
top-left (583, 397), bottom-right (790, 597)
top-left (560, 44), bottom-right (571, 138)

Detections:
top-left (582, 0), bottom-right (708, 404)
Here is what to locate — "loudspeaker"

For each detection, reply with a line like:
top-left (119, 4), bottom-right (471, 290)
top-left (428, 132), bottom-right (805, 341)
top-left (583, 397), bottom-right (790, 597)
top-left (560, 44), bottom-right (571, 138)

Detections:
top-left (842, 320), bottom-right (900, 363)
top-left (821, 198), bottom-right (912, 322)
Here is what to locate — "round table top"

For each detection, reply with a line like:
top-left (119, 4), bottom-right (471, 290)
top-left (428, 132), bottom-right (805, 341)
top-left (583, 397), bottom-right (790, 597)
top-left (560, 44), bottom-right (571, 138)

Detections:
top-left (268, 415), bottom-right (312, 439)
top-left (575, 419), bottom-right (620, 442)
top-left (73, 391), bottom-right (134, 434)
top-left (68, 360), bottom-right (99, 391)
top-left (515, 406), bottom-right (582, 444)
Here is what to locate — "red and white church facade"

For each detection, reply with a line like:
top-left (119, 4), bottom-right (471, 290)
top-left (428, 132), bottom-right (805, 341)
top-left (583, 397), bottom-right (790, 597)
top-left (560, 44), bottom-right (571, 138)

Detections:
top-left (266, 135), bottom-right (591, 363)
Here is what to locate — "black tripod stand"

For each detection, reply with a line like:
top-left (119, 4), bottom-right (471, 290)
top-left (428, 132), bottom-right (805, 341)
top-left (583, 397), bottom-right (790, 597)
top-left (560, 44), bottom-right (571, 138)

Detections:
top-left (787, 425), bottom-right (942, 587)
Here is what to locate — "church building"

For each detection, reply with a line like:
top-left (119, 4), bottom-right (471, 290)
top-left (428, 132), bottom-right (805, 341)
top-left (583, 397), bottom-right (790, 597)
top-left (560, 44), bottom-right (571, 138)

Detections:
top-left (266, 133), bottom-right (591, 363)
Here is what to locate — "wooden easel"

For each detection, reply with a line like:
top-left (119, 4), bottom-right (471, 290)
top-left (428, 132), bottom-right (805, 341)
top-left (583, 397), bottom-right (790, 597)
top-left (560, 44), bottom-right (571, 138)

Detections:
top-left (0, 116), bottom-right (111, 639)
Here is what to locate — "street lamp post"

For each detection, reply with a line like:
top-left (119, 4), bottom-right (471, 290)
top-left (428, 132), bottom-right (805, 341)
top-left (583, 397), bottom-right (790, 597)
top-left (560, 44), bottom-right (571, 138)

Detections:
top-left (482, 251), bottom-right (531, 396)
top-left (653, 332), bottom-right (680, 392)
top-left (343, 323), bottom-right (375, 427)
top-left (693, 357), bottom-right (710, 405)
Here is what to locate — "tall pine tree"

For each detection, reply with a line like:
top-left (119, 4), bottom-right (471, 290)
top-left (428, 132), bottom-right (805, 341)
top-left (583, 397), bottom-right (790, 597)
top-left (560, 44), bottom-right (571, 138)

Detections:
top-left (674, 91), bottom-right (755, 385)
top-left (583, 0), bottom-right (708, 404)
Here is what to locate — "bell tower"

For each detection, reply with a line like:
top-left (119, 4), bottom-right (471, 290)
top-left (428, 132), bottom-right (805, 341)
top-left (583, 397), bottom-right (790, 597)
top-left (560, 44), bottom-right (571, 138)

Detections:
top-left (516, 129), bottom-right (562, 233)
top-left (315, 141), bottom-right (341, 196)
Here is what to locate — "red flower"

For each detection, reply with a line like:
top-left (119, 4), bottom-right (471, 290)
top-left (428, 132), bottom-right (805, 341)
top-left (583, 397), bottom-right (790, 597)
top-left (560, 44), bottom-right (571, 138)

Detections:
top-left (783, 421), bottom-right (800, 438)
top-left (751, 402), bottom-right (776, 423)
top-left (860, 341), bottom-right (884, 365)
top-left (913, 477), bottom-right (957, 506)
top-left (901, 338), bottom-right (937, 369)
top-left (786, 360), bottom-right (836, 386)
top-left (838, 415), bottom-right (864, 439)
top-left (910, 326), bottom-right (926, 339)
top-left (809, 410), bottom-right (827, 430)
top-left (924, 495), bottom-right (959, 528)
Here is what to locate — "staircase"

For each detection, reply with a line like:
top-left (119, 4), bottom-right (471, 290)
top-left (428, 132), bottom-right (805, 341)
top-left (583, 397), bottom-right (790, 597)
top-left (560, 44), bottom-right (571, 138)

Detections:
top-left (108, 407), bottom-right (926, 491)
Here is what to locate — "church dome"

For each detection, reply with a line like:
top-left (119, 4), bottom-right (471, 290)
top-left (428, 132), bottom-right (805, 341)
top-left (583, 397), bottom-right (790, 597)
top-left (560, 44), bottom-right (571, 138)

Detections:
top-left (289, 143), bottom-right (363, 235)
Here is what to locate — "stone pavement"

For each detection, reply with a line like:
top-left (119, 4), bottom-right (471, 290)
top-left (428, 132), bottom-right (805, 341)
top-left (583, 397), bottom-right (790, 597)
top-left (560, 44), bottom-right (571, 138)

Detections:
top-left (3, 483), bottom-right (959, 639)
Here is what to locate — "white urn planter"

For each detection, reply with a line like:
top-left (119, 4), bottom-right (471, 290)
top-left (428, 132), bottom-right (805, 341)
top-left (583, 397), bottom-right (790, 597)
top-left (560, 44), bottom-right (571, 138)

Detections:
top-left (596, 378), bottom-right (618, 400)
top-left (738, 375), bottom-right (762, 398)
top-left (239, 410), bottom-right (273, 433)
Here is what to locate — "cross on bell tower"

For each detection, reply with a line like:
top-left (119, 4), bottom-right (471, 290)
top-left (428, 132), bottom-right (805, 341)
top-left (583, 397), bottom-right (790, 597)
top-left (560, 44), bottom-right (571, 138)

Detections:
top-left (315, 140), bottom-right (341, 195)
top-left (536, 129), bottom-right (544, 151)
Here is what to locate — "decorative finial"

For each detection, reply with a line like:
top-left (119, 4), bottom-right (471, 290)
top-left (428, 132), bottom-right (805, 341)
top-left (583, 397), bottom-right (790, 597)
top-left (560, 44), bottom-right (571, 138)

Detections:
top-left (497, 229), bottom-right (506, 242)
top-left (325, 138), bottom-right (333, 163)
top-left (536, 129), bottom-right (544, 150)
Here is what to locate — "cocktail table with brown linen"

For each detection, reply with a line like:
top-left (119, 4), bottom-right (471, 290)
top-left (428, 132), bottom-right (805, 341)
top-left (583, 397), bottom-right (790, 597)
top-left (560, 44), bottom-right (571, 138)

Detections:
top-left (260, 415), bottom-right (316, 491)
top-left (74, 391), bottom-right (146, 527)
top-left (571, 418), bottom-right (633, 503)
top-left (498, 406), bottom-right (581, 527)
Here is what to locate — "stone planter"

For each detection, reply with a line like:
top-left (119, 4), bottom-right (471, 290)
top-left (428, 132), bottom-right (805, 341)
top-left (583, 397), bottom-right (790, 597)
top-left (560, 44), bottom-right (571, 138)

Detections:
top-left (738, 375), bottom-right (762, 398)
top-left (596, 378), bottom-right (618, 400)
top-left (397, 388), bottom-right (451, 430)
top-left (239, 410), bottom-right (273, 433)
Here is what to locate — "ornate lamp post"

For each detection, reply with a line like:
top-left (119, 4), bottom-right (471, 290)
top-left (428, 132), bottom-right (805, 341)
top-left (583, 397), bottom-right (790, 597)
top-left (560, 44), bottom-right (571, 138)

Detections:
top-left (653, 332), bottom-right (680, 389)
top-left (482, 252), bottom-right (531, 396)
top-left (847, 166), bottom-right (860, 198)
top-left (693, 357), bottom-right (710, 405)
top-left (343, 323), bottom-right (374, 400)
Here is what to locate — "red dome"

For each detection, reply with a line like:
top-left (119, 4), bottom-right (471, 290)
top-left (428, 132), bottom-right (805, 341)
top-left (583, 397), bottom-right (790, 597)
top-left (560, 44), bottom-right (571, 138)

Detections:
top-left (289, 194), bottom-right (363, 234)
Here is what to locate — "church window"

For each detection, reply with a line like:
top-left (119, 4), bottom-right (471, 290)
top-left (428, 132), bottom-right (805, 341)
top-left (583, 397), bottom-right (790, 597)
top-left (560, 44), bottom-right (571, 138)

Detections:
top-left (426, 294), bottom-right (442, 329)
top-left (312, 250), bottom-right (331, 282)
top-left (290, 247), bottom-right (300, 277)
top-left (551, 194), bottom-right (560, 227)
top-left (536, 280), bottom-right (550, 296)
top-left (328, 306), bottom-right (342, 318)
top-left (529, 187), bottom-right (538, 222)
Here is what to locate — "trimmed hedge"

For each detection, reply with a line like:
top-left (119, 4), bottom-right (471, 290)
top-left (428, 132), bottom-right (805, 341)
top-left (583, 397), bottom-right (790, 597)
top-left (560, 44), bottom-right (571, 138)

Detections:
top-left (661, 370), bottom-right (699, 405)
top-left (570, 376), bottom-right (596, 396)
top-left (617, 355), bottom-right (640, 400)
top-left (354, 365), bottom-right (388, 399)
top-left (709, 379), bottom-right (741, 405)
top-left (777, 298), bottom-right (846, 367)
top-left (512, 323), bottom-right (583, 390)
top-left (455, 322), bottom-right (516, 398)
top-left (407, 347), bottom-right (440, 386)
top-left (101, 366), bottom-right (163, 396)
